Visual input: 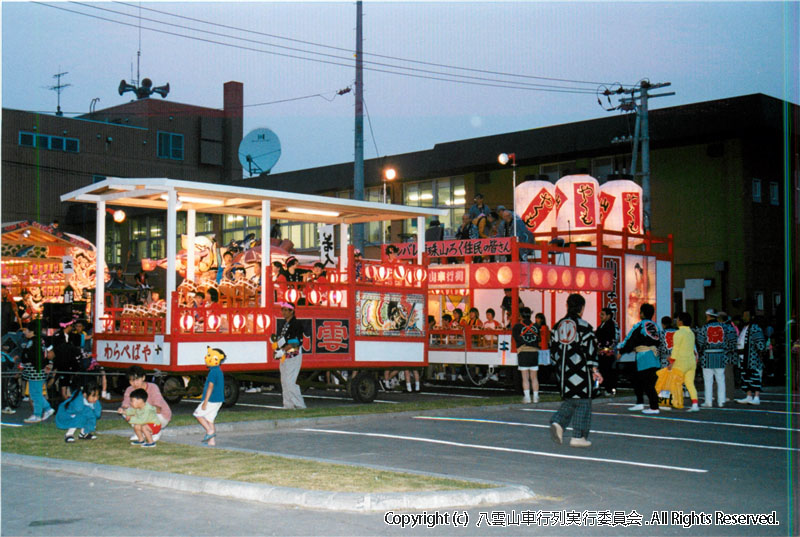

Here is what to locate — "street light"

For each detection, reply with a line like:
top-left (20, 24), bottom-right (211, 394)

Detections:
top-left (382, 167), bottom-right (397, 243)
top-left (106, 208), bottom-right (126, 223)
top-left (498, 152), bottom-right (517, 237)
top-left (382, 167), bottom-right (396, 204)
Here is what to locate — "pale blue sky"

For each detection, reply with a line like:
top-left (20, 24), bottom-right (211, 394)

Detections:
top-left (2, 1), bottom-right (798, 174)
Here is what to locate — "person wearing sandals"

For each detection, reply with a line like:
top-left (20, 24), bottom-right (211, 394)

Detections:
top-left (56, 383), bottom-right (101, 443)
top-left (119, 388), bottom-right (162, 447)
top-left (194, 347), bottom-right (226, 446)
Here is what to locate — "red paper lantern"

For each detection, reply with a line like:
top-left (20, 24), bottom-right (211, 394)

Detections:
top-left (255, 313), bottom-right (271, 332)
top-left (284, 288), bottom-right (299, 304)
top-left (394, 264), bottom-right (407, 281)
top-left (365, 265), bottom-right (376, 280)
top-left (413, 267), bottom-right (427, 283)
top-left (102, 318), bottom-right (114, 332)
top-left (207, 313), bottom-right (221, 331)
top-left (328, 272), bottom-right (339, 284)
top-left (376, 265), bottom-right (390, 281)
top-left (307, 288), bottom-right (322, 305)
top-left (328, 289), bottom-right (343, 305)
top-left (179, 312), bottom-right (194, 332)
top-left (232, 313), bottom-right (246, 331)
top-left (405, 270), bottom-right (414, 286)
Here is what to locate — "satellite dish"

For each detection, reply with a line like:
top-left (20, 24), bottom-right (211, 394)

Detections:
top-left (238, 128), bottom-right (281, 177)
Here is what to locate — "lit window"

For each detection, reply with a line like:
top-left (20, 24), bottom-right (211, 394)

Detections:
top-left (769, 182), bottom-right (779, 206)
top-left (752, 179), bottom-right (762, 203)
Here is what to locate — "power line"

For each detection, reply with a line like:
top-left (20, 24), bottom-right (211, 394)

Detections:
top-left (70, 1), bottom-right (599, 93)
top-left (113, 0), bottom-right (619, 87)
top-left (32, 2), bottom-right (598, 94)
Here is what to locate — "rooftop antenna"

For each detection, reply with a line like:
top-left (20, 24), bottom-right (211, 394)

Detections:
top-left (48, 69), bottom-right (71, 116)
top-left (135, 1), bottom-right (142, 87)
top-left (118, 3), bottom-right (169, 100)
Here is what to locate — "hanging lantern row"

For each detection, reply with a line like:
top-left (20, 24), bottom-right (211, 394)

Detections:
top-left (282, 287), bottom-right (344, 306)
top-left (362, 264), bottom-right (427, 285)
top-left (177, 311), bottom-right (273, 333)
top-left (429, 288), bottom-right (469, 296)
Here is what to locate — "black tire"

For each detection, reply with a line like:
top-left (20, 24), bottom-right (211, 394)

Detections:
top-left (348, 371), bottom-right (377, 404)
top-left (222, 375), bottom-right (239, 408)
top-left (161, 376), bottom-right (184, 405)
top-left (3, 377), bottom-right (21, 409)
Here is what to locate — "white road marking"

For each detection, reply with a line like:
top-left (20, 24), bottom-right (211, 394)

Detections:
top-left (234, 402), bottom-right (287, 410)
top-left (300, 428), bottom-right (708, 473)
top-left (413, 416), bottom-right (800, 452)
top-left (520, 408), bottom-right (800, 432)
top-left (1, 422), bottom-right (24, 427)
top-left (418, 392), bottom-right (484, 398)
top-left (300, 394), bottom-right (399, 404)
top-left (606, 402), bottom-right (800, 415)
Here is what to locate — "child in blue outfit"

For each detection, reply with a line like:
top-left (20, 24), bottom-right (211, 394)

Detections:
top-left (55, 383), bottom-right (102, 443)
top-left (193, 347), bottom-right (226, 447)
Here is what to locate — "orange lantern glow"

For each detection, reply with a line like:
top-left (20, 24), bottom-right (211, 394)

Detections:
top-left (284, 288), bottom-right (299, 304)
top-left (328, 272), bottom-right (339, 284)
top-left (394, 264), bottom-right (407, 281)
top-left (179, 313), bottom-right (194, 332)
top-left (206, 313), bottom-right (221, 331)
top-left (307, 288), bottom-right (322, 305)
top-left (232, 313), bottom-right (246, 331)
top-left (102, 318), bottom-right (114, 332)
top-left (255, 313), bottom-right (271, 332)
top-left (328, 289), bottom-right (343, 305)
top-left (405, 270), bottom-right (415, 286)
top-left (414, 267), bottom-right (427, 283)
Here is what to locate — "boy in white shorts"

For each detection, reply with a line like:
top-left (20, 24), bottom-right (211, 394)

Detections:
top-left (194, 347), bottom-right (226, 447)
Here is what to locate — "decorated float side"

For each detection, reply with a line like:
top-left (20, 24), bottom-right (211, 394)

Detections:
top-left (60, 178), bottom-right (444, 405)
top-left (416, 175), bottom-right (672, 371)
top-left (1, 220), bottom-right (106, 325)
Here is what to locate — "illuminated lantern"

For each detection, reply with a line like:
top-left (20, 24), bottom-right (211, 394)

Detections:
top-left (328, 272), bottom-right (339, 284)
top-left (515, 180), bottom-right (556, 234)
top-left (405, 270), bottom-right (415, 286)
top-left (284, 288), bottom-right (299, 304)
top-left (555, 174), bottom-right (600, 243)
top-left (365, 264), bottom-right (376, 280)
top-left (102, 318), bottom-right (114, 332)
top-left (328, 289), bottom-right (343, 305)
top-left (179, 312), bottom-right (194, 332)
top-left (232, 313), bottom-right (246, 331)
top-left (255, 313), bottom-right (271, 332)
top-left (459, 288), bottom-right (469, 296)
top-left (206, 313), bottom-right (221, 331)
top-left (599, 179), bottom-right (644, 247)
top-left (394, 264), bottom-right (407, 281)
top-left (376, 265), bottom-right (390, 281)
top-left (141, 258), bottom-right (157, 271)
top-left (413, 267), bottom-right (427, 283)
top-left (307, 288), bottom-right (322, 305)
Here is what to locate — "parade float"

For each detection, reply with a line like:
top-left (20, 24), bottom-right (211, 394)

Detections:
top-left (1, 220), bottom-right (106, 324)
top-left (59, 175), bottom-right (672, 405)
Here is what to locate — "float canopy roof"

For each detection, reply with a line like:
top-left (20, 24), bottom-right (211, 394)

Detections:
top-left (61, 177), bottom-right (446, 225)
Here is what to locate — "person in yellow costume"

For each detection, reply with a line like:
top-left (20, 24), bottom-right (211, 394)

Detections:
top-left (668, 312), bottom-right (700, 412)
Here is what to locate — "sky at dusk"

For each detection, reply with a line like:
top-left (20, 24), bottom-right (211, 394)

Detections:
top-left (2, 1), bottom-right (798, 174)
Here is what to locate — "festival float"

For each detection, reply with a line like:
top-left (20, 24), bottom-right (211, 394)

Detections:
top-left (1, 220), bottom-right (106, 325)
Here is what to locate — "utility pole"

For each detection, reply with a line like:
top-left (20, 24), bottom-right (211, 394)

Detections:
top-left (352, 0), bottom-right (365, 251)
top-left (49, 70), bottom-right (71, 117)
top-left (604, 80), bottom-right (674, 231)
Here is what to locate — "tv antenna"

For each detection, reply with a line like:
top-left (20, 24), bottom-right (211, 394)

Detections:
top-left (238, 128), bottom-right (282, 177)
top-left (48, 70), bottom-right (71, 116)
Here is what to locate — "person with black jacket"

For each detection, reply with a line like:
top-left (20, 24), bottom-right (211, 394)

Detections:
top-left (596, 308), bottom-right (619, 396)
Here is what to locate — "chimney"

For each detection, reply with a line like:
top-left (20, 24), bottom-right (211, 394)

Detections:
top-left (223, 81), bottom-right (244, 182)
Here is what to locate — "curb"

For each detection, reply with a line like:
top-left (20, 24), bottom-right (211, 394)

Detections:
top-left (3, 453), bottom-right (535, 512)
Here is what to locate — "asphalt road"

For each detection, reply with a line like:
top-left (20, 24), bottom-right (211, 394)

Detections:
top-left (2, 385), bottom-right (798, 536)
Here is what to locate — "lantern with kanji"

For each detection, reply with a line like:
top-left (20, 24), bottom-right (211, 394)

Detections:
top-left (515, 179), bottom-right (556, 234)
top-left (599, 179), bottom-right (644, 247)
top-left (555, 174), bottom-right (600, 243)
top-left (179, 312), bottom-right (194, 332)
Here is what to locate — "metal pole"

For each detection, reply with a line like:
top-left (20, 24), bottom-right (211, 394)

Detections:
top-left (165, 190), bottom-right (177, 335)
top-left (186, 208), bottom-right (196, 284)
top-left (512, 161), bottom-right (517, 238)
top-left (352, 0), bottom-right (365, 251)
top-left (261, 200), bottom-right (270, 307)
top-left (95, 201), bottom-right (106, 333)
top-left (640, 87), bottom-right (651, 231)
top-left (630, 108), bottom-right (641, 178)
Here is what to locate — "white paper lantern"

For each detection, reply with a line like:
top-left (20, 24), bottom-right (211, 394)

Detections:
top-left (599, 180), bottom-right (644, 247)
top-left (555, 174), bottom-right (600, 243)
top-left (515, 180), bottom-right (556, 234)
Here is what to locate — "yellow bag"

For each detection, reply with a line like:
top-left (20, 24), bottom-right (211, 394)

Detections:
top-left (655, 367), bottom-right (685, 409)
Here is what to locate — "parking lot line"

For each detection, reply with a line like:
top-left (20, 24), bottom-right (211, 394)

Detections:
top-left (300, 428), bottom-right (708, 473)
top-left (605, 402), bottom-right (800, 415)
top-left (519, 408), bottom-right (800, 432)
top-left (413, 416), bottom-right (800, 452)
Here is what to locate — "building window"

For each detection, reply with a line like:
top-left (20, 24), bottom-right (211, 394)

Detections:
top-left (540, 161), bottom-right (577, 181)
top-left (157, 131), bottom-right (184, 160)
top-left (769, 182), bottom-right (779, 206)
top-left (402, 176), bottom-right (465, 238)
top-left (752, 178), bottom-right (762, 203)
top-left (274, 220), bottom-right (316, 250)
top-left (755, 291), bottom-right (765, 313)
top-left (18, 131), bottom-right (79, 153)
